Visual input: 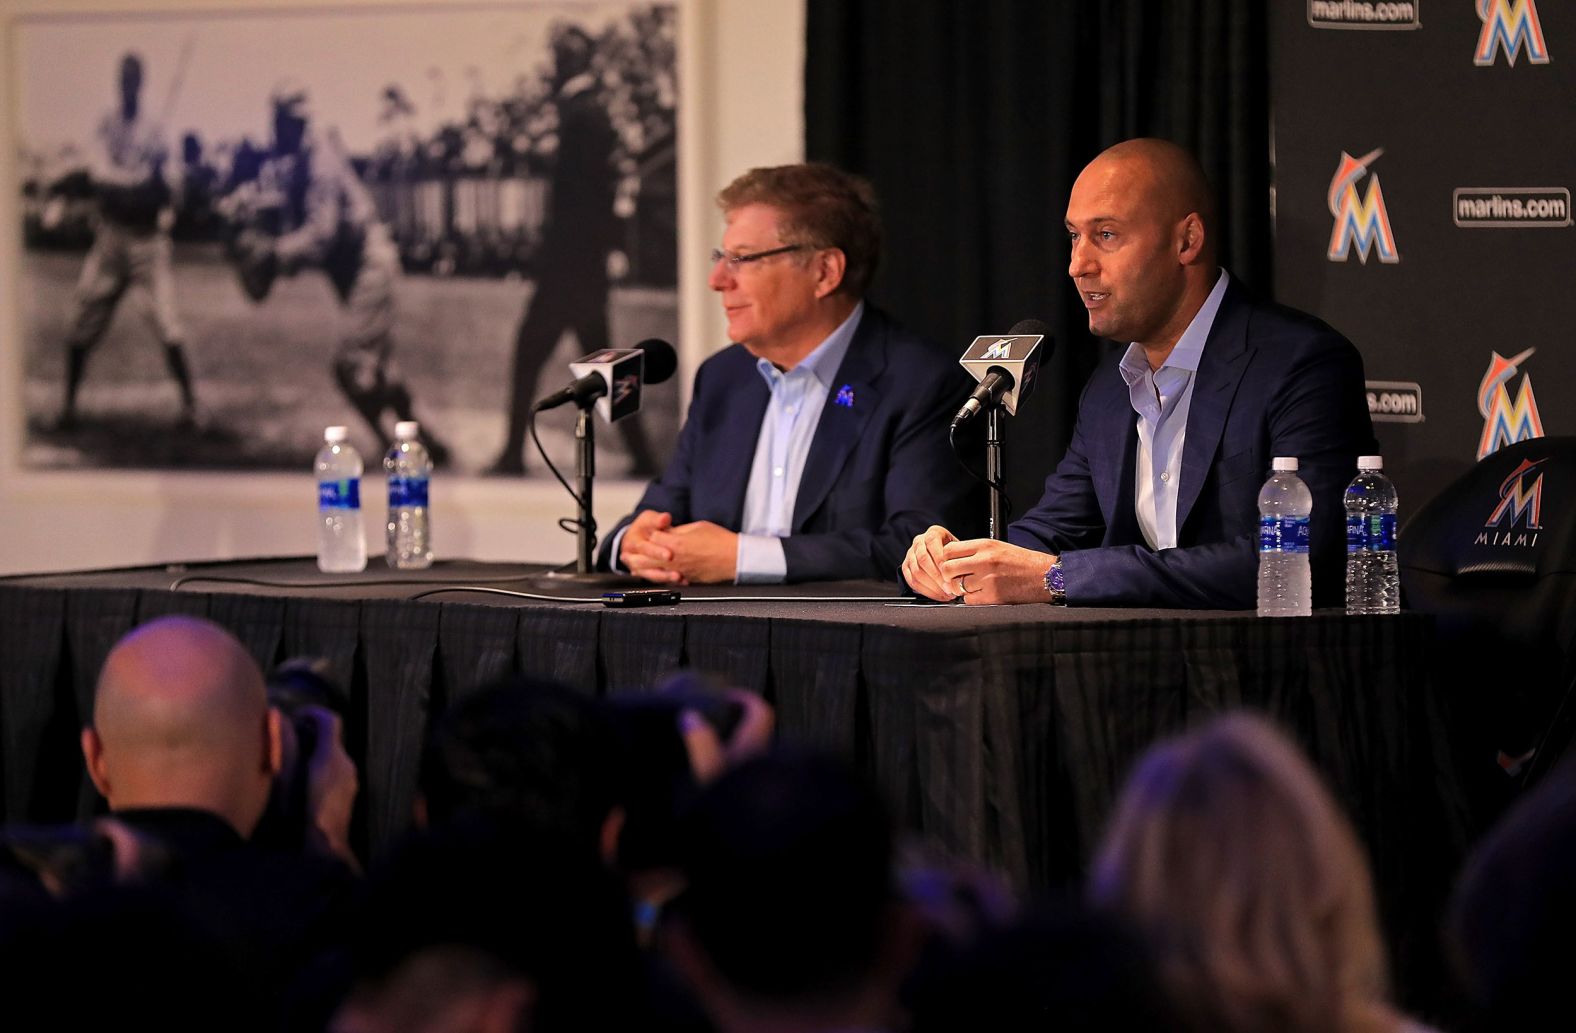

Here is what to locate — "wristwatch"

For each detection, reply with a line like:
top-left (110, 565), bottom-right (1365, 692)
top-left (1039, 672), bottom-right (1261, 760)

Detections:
top-left (1043, 558), bottom-right (1066, 605)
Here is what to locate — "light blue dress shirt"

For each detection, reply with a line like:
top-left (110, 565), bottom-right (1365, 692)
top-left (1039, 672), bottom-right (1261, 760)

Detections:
top-left (734, 302), bottom-right (864, 582)
top-left (1116, 271), bottom-right (1229, 550)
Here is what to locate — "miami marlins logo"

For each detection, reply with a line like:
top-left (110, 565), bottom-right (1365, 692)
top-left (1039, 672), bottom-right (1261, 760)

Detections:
top-left (1475, 0), bottom-right (1550, 67)
top-left (982, 339), bottom-right (1015, 360)
top-left (1485, 457), bottom-right (1546, 531)
top-left (1477, 348), bottom-right (1544, 459)
top-left (1327, 149), bottom-right (1399, 264)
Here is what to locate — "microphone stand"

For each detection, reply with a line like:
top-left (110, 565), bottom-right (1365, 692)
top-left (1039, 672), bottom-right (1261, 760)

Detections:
top-left (574, 404), bottom-right (596, 574)
top-left (985, 404), bottom-right (1007, 540)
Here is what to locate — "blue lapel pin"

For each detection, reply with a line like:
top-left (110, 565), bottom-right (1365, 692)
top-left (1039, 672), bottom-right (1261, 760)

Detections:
top-left (835, 384), bottom-right (855, 408)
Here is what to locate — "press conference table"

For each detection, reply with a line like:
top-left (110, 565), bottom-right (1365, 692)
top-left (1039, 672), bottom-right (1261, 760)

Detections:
top-left (0, 557), bottom-right (1463, 990)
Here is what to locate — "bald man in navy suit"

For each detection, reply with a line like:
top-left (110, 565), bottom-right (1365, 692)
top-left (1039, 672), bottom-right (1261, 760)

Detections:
top-left (904, 139), bottom-right (1374, 609)
top-left (599, 164), bottom-right (980, 584)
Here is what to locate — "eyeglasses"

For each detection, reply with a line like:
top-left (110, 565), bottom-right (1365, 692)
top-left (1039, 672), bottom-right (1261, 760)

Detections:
top-left (709, 244), bottom-right (805, 271)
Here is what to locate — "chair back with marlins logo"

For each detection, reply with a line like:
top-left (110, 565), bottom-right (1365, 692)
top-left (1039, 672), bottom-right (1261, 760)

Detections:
top-left (1399, 437), bottom-right (1576, 802)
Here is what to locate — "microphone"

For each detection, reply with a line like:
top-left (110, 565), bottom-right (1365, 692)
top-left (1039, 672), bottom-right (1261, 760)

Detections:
top-left (952, 319), bottom-right (1053, 427)
top-left (536, 338), bottom-right (678, 423)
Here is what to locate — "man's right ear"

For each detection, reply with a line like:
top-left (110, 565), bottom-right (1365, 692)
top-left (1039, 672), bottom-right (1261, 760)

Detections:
top-left (81, 727), bottom-right (111, 799)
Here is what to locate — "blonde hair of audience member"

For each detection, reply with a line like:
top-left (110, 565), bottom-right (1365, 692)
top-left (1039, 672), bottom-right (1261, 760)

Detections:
top-left (1089, 714), bottom-right (1408, 1033)
top-left (81, 616), bottom-right (282, 839)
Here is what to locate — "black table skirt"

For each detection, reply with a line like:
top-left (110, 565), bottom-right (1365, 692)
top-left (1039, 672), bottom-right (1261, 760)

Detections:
top-left (0, 557), bottom-right (1468, 997)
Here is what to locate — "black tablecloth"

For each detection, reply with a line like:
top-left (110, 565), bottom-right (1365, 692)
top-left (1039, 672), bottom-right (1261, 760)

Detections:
top-left (0, 557), bottom-right (1467, 995)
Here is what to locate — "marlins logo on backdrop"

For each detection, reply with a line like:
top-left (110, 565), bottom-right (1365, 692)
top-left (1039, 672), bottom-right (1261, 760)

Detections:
top-left (1475, 0), bottom-right (1550, 67)
top-left (1477, 348), bottom-right (1544, 459)
top-left (1328, 149), bottom-right (1399, 264)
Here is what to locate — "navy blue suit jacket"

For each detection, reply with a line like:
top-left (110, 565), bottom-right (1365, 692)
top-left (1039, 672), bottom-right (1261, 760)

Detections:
top-left (1008, 280), bottom-right (1375, 609)
top-left (600, 306), bottom-right (982, 582)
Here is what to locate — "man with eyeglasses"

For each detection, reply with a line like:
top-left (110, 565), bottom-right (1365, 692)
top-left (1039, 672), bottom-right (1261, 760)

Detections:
top-left (598, 163), bottom-right (980, 584)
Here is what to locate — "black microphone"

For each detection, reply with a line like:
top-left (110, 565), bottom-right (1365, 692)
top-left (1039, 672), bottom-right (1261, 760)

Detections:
top-left (952, 319), bottom-right (1053, 428)
top-left (535, 338), bottom-right (678, 422)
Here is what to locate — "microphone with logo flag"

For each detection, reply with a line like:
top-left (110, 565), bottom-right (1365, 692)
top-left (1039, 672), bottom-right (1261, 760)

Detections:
top-left (949, 319), bottom-right (1054, 539)
top-left (530, 338), bottom-right (678, 576)
top-left (952, 320), bottom-right (1053, 428)
top-left (535, 338), bottom-right (678, 422)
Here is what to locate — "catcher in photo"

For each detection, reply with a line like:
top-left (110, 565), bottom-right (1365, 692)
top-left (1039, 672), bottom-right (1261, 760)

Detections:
top-left (219, 80), bottom-right (449, 462)
top-left (228, 226), bottom-right (279, 304)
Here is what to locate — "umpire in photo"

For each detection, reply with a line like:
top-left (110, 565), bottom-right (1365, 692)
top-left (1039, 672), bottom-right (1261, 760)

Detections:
top-left (489, 24), bottom-right (658, 477)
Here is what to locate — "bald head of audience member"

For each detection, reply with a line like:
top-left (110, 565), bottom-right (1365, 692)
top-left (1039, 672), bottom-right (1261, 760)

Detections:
top-left (82, 617), bottom-right (281, 839)
top-left (1065, 137), bottom-right (1220, 366)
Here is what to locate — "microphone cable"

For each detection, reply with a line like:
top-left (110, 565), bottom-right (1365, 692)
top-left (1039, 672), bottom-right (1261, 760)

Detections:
top-left (947, 419), bottom-right (1012, 517)
top-left (165, 573), bottom-right (904, 606)
top-left (529, 402), bottom-right (598, 545)
top-left (409, 587), bottom-right (902, 604)
top-left (412, 585), bottom-right (606, 603)
top-left (167, 570), bottom-right (550, 592)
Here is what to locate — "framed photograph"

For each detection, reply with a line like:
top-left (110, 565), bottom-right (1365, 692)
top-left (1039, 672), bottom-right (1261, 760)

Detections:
top-left (12, 0), bottom-right (679, 479)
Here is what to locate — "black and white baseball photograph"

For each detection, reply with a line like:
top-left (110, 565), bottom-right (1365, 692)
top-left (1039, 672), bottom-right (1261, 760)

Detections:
top-left (13, 1), bottom-right (679, 475)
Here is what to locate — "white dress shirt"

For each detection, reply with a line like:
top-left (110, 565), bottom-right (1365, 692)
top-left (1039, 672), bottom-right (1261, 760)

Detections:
top-left (1116, 271), bottom-right (1229, 550)
top-left (734, 302), bottom-right (863, 582)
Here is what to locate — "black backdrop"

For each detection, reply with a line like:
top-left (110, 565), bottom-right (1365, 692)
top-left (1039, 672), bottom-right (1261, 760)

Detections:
top-left (1270, 1), bottom-right (1576, 514)
top-left (804, 0), bottom-right (1271, 518)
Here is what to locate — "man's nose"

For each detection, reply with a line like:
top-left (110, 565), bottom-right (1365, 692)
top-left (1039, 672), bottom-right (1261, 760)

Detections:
top-left (1067, 238), bottom-right (1095, 280)
top-left (708, 257), bottom-right (732, 291)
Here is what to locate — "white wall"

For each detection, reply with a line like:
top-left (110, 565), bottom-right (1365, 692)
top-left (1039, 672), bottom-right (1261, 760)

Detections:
top-left (0, 0), bottom-right (804, 574)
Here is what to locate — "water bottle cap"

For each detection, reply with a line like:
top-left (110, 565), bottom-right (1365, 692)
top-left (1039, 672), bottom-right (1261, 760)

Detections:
top-left (394, 421), bottom-right (419, 441)
top-left (1358, 455), bottom-right (1383, 470)
top-left (324, 426), bottom-right (348, 443)
top-left (1272, 456), bottom-right (1299, 472)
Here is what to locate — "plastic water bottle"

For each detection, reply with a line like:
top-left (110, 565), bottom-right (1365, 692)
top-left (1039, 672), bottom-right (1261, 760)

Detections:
top-left (1257, 456), bottom-right (1312, 617)
top-left (385, 420), bottom-right (433, 569)
top-left (316, 426), bottom-right (366, 573)
top-left (1344, 455), bottom-right (1400, 615)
